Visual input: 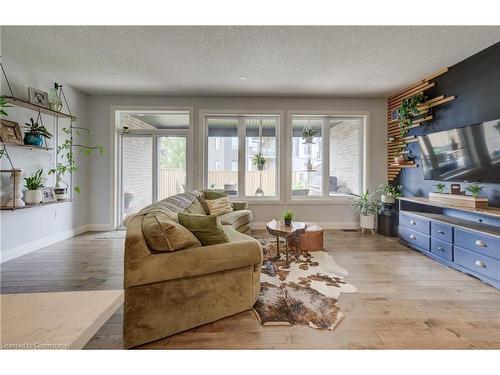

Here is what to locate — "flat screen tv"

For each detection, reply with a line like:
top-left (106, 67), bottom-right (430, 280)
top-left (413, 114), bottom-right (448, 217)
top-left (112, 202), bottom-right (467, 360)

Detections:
top-left (418, 118), bottom-right (500, 182)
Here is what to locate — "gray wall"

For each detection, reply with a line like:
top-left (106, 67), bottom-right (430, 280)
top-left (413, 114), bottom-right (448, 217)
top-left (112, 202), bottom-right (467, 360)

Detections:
top-left (88, 96), bottom-right (387, 228)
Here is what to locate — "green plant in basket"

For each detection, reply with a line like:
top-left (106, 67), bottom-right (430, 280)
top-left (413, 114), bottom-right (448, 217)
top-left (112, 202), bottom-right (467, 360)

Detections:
top-left (465, 184), bottom-right (482, 198)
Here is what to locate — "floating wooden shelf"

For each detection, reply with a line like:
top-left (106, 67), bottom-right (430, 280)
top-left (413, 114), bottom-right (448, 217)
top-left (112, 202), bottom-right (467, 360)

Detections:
top-left (1, 199), bottom-right (73, 211)
top-left (1, 142), bottom-right (53, 151)
top-left (3, 96), bottom-right (74, 119)
top-left (390, 163), bottom-right (418, 168)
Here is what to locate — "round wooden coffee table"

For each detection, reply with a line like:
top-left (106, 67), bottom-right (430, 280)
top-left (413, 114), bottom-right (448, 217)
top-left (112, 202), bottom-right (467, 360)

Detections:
top-left (266, 221), bottom-right (306, 263)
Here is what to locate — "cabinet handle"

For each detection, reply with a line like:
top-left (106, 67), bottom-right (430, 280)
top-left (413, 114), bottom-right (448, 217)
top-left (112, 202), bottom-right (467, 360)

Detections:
top-left (475, 240), bottom-right (487, 248)
top-left (409, 234), bottom-right (417, 240)
top-left (437, 230), bottom-right (445, 235)
top-left (437, 246), bottom-right (444, 251)
top-left (474, 260), bottom-right (487, 268)
top-left (409, 220), bottom-right (416, 225)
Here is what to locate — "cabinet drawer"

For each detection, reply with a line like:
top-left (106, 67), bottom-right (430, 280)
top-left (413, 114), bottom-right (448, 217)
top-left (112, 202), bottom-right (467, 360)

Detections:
top-left (400, 212), bottom-right (430, 235)
top-left (399, 226), bottom-right (430, 251)
top-left (431, 221), bottom-right (453, 243)
top-left (431, 238), bottom-right (453, 261)
top-left (454, 246), bottom-right (500, 281)
top-left (454, 228), bottom-right (500, 261)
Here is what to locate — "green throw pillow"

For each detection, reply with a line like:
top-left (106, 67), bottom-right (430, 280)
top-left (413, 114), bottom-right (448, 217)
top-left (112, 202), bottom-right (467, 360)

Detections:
top-left (203, 189), bottom-right (228, 200)
top-left (178, 213), bottom-right (229, 246)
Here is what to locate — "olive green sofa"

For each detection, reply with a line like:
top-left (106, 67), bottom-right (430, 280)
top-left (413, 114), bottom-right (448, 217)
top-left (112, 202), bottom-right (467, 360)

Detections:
top-left (123, 192), bottom-right (262, 348)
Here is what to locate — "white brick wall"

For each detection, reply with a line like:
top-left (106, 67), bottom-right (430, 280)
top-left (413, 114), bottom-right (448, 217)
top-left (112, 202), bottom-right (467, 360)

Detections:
top-left (330, 123), bottom-right (360, 194)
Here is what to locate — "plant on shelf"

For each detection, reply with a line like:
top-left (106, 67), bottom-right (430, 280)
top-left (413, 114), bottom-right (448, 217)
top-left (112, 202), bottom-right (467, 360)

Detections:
top-left (49, 119), bottom-right (104, 196)
top-left (282, 210), bottom-right (295, 226)
top-left (377, 183), bottom-right (402, 204)
top-left (23, 169), bottom-right (44, 205)
top-left (0, 96), bottom-right (11, 117)
top-left (23, 118), bottom-right (53, 146)
top-left (252, 152), bottom-right (266, 171)
top-left (302, 128), bottom-right (318, 143)
top-left (351, 190), bottom-right (378, 232)
top-left (435, 182), bottom-right (446, 194)
top-left (465, 183), bottom-right (482, 198)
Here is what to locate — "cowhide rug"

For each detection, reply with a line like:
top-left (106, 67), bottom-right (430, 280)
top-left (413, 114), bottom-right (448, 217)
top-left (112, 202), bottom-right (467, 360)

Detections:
top-left (253, 238), bottom-right (356, 330)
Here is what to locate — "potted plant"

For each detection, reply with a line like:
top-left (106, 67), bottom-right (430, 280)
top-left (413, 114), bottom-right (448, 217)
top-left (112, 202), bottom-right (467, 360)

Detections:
top-left (377, 184), bottom-right (402, 204)
top-left (302, 128), bottom-right (318, 144)
top-left (252, 152), bottom-right (266, 171)
top-left (465, 184), bottom-right (482, 198)
top-left (351, 190), bottom-right (377, 232)
top-left (435, 182), bottom-right (446, 194)
top-left (23, 169), bottom-right (44, 205)
top-left (24, 118), bottom-right (53, 146)
top-left (283, 210), bottom-right (295, 226)
top-left (0, 96), bottom-right (11, 116)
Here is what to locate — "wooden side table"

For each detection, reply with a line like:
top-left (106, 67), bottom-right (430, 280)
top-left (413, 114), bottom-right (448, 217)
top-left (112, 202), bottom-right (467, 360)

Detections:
top-left (266, 221), bottom-right (306, 263)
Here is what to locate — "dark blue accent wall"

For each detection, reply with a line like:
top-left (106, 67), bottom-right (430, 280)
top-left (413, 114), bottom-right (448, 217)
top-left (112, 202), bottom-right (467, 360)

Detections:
top-left (399, 41), bottom-right (500, 207)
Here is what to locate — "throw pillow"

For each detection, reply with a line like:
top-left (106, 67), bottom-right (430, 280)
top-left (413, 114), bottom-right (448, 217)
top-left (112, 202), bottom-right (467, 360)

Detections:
top-left (206, 196), bottom-right (233, 216)
top-left (178, 213), bottom-right (229, 246)
top-left (185, 197), bottom-right (207, 215)
top-left (203, 189), bottom-right (228, 200)
top-left (142, 210), bottom-right (201, 252)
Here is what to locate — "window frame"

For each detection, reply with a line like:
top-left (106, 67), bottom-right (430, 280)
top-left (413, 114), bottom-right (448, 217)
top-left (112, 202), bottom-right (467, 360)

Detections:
top-left (201, 110), bottom-right (283, 202)
top-left (287, 111), bottom-right (370, 204)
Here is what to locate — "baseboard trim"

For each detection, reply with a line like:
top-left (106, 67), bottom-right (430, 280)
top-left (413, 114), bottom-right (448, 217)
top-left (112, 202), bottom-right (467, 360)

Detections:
top-left (251, 221), bottom-right (360, 230)
top-left (87, 224), bottom-right (114, 232)
top-left (1, 224), bottom-right (90, 264)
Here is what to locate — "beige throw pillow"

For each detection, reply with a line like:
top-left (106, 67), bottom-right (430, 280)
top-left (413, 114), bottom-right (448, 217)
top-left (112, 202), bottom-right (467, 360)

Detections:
top-left (142, 210), bottom-right (201, 252)
top-left (206, 196), bottom-right (233, 216)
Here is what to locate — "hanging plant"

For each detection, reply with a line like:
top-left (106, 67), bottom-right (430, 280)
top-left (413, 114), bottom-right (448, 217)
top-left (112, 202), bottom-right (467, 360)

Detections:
top-left (398, 93), bottom-right (425, 138)
top-left (49, 118), bottom-right (104, 193)
top-left (0, 96), bottom-right (11, 116)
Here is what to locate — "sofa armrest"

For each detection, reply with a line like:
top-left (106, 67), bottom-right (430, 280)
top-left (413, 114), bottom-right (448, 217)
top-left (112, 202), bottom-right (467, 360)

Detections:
top-left (125, 239), bottom-right (262, 288)
top-left (231, 201), bottom-right (248, 211)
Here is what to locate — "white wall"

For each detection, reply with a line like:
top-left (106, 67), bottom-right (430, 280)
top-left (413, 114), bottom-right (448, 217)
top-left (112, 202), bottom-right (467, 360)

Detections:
top-left (0, 54), bottom-right (92, 261)
top-left (88, 96), bottom-right (387, 229)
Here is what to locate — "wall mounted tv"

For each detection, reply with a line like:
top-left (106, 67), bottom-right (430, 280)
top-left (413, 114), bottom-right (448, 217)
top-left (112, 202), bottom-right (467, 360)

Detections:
top-left (418, 119), bottom-right (500, 183)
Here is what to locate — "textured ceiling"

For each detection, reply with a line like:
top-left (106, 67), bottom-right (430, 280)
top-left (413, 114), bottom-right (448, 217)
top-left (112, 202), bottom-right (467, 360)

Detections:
top-left (2, 26), bottom-right (499, 97)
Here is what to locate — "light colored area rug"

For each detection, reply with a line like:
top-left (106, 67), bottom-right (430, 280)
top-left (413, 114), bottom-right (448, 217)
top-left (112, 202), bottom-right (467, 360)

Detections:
top-left (253, 239), bottom-right (356, 330)
top-left (0, 290), bottom-right (123, 349)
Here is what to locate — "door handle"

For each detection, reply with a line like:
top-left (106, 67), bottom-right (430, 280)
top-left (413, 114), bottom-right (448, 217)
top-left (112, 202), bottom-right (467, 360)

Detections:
top-left (475, 240), bottom-right (487, 248)
top-left (474, 260), bottom-right (487, 268)
top-left (437, 246), bottom-right (444, 251)
top-left (409, 220), bottom-right (416, 225)
top-left (409, 234), bottom-right (417, 240)
top-left (437, 230), bottom-right (445, 235)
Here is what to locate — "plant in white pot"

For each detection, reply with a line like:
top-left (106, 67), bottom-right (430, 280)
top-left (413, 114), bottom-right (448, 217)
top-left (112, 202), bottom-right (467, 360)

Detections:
top-left (302, 128), bottom-right (318, 144)
top-left (351, 190), bottom-right (377, 234)
top-left (377, 183), bottom-right (403, 204)
top-left (23, 169), bottom-right (44, 205)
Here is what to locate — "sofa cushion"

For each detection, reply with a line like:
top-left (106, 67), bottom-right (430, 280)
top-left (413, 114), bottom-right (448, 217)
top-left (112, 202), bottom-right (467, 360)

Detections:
top-left (222, 225), bottom-right (254, 242)
top-left (203, 189), bottom-right (228, 200)
top-left (178, 213), bottom-right (229, 246)
top-left (142, 211), bottom-right (201, 252)
top-left (218, 209), bottom-right (252, 228)
top-left (185, 197), bottom-right (206, 215)
top-left (140, 191), bottom-right (200, 215)
top-left (206, 196), bottom-right (233, 216)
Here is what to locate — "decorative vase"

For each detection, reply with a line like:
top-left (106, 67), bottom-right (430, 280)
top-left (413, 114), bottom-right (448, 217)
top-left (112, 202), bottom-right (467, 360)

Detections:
top-left (6, 171), bottom-right (25, 207)
top-left (381, 194), bottom-right (396, 204)
top-left (54, 187), bottom-right (68, 200)
top-left (24, 133), bottom-right (44, 146)
top-left (48, 86), bottom-right (63, 112)
top-left (24, 190), bottom-right (43, 205)
top-left (284, 218), bottom-right (292, 226)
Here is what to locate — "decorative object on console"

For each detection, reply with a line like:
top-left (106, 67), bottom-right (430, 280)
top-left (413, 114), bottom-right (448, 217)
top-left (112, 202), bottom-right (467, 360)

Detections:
top-left (435, 182), bottom-right (446, 194)
top-left (282, 209), bottom-right (295, 226)
top-left (465, 183), bottom-right (483, 198)
top-left (6, 170), bottom-right (25, 207)
top-left (450, 183), bottom-right (462, 195)
top-left (351, 190), bottom-right (377, 234)
top-left (54, 187), bottom-right (68, 201)
top-left (429, 192), bottom-right (488, 209)
top-left (23, 169), bottom-right (44, 205)
top-left (41, 187), bottom-right (57, 203)
top-left (0, 119), bottom-right (23, 145)
top-left (23, 117), bottom-right (52, 146)
top-left (28, 87), bottom-right (49, 109)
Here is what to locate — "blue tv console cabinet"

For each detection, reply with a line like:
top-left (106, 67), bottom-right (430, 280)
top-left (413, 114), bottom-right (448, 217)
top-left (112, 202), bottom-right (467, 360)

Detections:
top-left (398, 197), bottom-right (500, 289)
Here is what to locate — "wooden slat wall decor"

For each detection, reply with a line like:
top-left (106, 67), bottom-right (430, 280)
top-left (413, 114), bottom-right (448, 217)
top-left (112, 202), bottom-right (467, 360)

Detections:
top-left (387, 67), bottom-right (455, 183)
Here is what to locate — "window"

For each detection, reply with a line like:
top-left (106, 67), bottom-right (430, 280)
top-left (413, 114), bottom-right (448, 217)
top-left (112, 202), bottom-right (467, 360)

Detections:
top-left (291, 115), bottom-right (364, 199)
top-left (205, 114), bottom-right (279, 198)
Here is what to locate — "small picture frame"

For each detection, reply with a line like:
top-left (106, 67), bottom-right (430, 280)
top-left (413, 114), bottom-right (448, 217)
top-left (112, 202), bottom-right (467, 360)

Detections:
top-left (28, 87), bottom-right (49, 109)
top-left (41, 187), bottom-right (57, 203)
top-left (0, 119), bottom-right (24, 145)
top-left (450, 183), bottom-right (462, 195)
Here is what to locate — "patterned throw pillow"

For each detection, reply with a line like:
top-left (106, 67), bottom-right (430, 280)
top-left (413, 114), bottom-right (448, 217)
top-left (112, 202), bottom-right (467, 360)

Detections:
top-left (203, 189), bottom-right (228, 200)
top-left (206, 196), bottom-right (233, 216)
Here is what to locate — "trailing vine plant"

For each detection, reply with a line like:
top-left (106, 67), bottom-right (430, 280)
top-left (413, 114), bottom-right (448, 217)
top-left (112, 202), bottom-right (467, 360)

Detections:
top-left (49, 119), bottom-right (104, 193)
top-left (395, 93), bottom-right (425, 160)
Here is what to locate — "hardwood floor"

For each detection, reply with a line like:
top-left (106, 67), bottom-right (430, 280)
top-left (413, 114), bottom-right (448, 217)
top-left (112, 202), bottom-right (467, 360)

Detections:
top-left (2, 230), bottom-right (500, 349)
